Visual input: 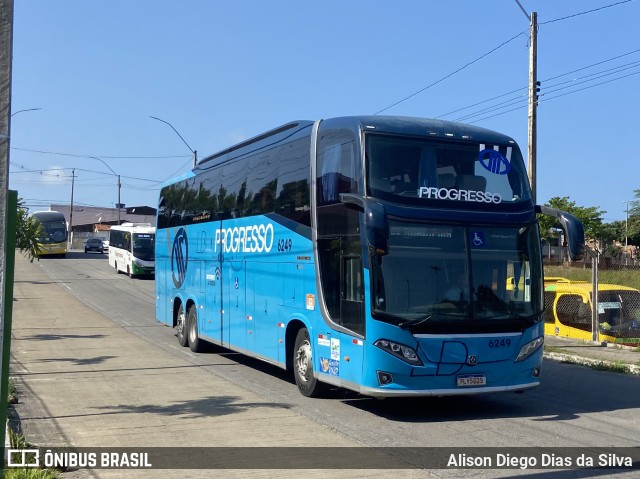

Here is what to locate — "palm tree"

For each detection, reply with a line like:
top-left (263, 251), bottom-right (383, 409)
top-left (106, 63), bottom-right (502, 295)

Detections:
top-left (15, 198), bottom-right (42, 261)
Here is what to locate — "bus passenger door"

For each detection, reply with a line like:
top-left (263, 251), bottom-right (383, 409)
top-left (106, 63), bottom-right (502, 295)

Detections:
top-left (333, 254), bottom-right (365, 387)
top-left (252, 261), bottom-right (279, 362)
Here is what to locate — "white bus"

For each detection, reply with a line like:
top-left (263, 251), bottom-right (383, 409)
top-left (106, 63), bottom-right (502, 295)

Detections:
top-left (108, 223), bottom-right (155, 277)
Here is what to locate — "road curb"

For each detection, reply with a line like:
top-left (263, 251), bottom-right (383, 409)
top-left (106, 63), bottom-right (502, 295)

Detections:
top-left (544, 351), bottom-right (640, 375)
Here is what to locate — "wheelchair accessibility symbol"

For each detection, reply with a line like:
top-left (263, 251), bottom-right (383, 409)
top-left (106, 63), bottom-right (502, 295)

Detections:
top-left (471, 231), bottom-right (485, 248)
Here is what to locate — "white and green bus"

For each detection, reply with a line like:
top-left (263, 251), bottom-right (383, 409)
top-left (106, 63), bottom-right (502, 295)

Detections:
top-left (108, 223), bottom-right (156, 277)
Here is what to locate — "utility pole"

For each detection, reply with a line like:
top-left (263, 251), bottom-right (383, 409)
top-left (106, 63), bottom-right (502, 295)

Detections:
top-left (117, 174), bottom-right (121, 224)
top-left (0, 0), bottom-right (14, 468)
top-left (527, 11), bottom-right (538, 203)
top-left (69, 169), bottom-right (75, 248)
top-left (89, 157), bottom-right (122, 225)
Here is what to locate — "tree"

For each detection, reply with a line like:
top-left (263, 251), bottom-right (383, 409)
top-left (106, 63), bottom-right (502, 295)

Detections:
top-left (538, 196), bottom-right (606, 241)
top-left (625, 189), bottom-right (640, 244)
top-left (600, 220), bottom-right (625, 245)
top-left (15, 198), bottom-right (42, 262)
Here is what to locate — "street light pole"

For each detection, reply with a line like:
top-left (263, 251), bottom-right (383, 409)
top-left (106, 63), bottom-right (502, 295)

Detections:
top-left (625, 201), bottom-right (630, 266)
top-left (90, 156), bottom-right (121, 224)
top-left (149, 116), bottom-right (197, 167)
top-left (11, 107), bottom-right (42, 118)
top-left (621, 200), bottom-right (631, 266)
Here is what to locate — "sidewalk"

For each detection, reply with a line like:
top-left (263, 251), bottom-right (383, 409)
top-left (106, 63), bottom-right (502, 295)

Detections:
top-left (544, 334), bottom-right (640, 375)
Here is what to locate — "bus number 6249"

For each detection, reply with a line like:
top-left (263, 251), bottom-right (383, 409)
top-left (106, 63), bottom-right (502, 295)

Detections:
top-left (277, 238), bottom-right (292, 252)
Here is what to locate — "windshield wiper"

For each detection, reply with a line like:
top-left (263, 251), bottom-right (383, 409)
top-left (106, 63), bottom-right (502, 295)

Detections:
top-left (479, 311), bottom-right (540, 322)
top-left (398, 314), bottom-right (433, 329)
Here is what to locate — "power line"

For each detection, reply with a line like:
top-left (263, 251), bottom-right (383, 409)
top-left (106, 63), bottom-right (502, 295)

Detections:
top-left (542, 48), bottom-right (640, 83)
top-left (437, 48), bottom-right (640, 122)
top-left (540, 0), bottom-right (633, 25)
top-left (375, 2), bottom-right (635, 116)
top-left (10, 147), bottom-right (190, 160)
top-left (9, 165), bottom-right (164, 183)
top-left (11, 148), bottom-right (193, 186)
top-left (465, 70), bottom-right (640, 124)
top-left (373, 31), bottom-right (528, 115)
top-left (543, 69), bottom-right (640, 103)
top-left (454, 61), bottom-right (640, 122)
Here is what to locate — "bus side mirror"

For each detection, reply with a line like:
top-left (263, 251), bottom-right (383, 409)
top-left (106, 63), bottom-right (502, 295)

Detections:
top-left (340, 194), bottom-right (389, 254)
top-left (536, 205), bottom-right (585, 261)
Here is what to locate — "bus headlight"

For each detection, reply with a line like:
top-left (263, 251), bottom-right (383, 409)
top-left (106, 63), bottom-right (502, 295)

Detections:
top-left (374, 339), bottom-right (423, 366)
top-left (515, 336), bottom-right (544, 362)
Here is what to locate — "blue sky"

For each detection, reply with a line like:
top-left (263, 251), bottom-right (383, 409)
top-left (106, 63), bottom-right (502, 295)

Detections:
top-left (8, 0), bottom-right (640, 223)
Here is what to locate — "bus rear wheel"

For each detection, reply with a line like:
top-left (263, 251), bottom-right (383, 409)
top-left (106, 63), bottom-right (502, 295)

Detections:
top-left (176, 303), bottom-right (188, 347)
top-left (293, 328), bottom-right (326, 397)
top-left (187, 305), bottom-right (205, 353)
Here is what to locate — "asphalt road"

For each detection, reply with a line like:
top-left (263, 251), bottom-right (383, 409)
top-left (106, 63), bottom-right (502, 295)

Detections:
top-left (33, 251), bottom-right (640, 476)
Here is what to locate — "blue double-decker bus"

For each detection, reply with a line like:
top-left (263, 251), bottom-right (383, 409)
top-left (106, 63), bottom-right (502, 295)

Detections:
top-left (155, 116), bottom-right (583, 397)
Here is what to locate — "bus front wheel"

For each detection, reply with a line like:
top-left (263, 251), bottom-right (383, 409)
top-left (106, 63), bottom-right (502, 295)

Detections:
top-left (187, 305), bottom-right (205, 353)
top-left (176, 303), bottom-right (188, 347)
top-left (293, 328), bottom-right (326, 397)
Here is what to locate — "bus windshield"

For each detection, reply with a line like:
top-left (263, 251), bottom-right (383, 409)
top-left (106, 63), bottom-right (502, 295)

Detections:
top-left (371, 221), bottom-right (543, 329)
top-left (596, 291), bottom-right (640, 333)
top-left (133, 233), bottom-right (155, 261)
top-left (36, 220), bottom-right (67, 244)
top-left (366, 135), bottom-right (530, 206)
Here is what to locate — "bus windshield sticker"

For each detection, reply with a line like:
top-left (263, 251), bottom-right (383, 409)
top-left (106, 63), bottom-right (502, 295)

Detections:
top-left (330, 338), bottom-right (340, 361)
top-left (306, 294), bottom-right (315, 310)
top-left (320, 357), bottom-right (339, 376)
top-left (477, 145), bottom-right (512, 175)
top-left (470, 231), bottom-right (485, 248)
top-left (418, 187), bottom-right (502, 204)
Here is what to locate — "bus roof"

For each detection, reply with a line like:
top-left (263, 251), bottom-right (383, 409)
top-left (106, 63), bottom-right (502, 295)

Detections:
top-left (29, 211), bottom-right (66, 222)
top-left (324, 116), bottom-right (516, 144)
top-left (195, 115), bottom-right (516, 171)
top-left (197, 121), bottom-right (314, 169)
top-left (110, 223), bottom-right (155, 233)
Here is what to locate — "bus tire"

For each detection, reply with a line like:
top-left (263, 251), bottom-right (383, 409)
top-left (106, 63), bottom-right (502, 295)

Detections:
top-left (293, 328), bottom-right (326, 397)
top-left (187, 305), bottom-right (205, 353)
top-left (176, 303), bottom-right (188, 347)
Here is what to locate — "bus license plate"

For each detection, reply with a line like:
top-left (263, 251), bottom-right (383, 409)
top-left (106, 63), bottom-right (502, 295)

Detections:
top-left (457, 374), bottom-right (486, 387)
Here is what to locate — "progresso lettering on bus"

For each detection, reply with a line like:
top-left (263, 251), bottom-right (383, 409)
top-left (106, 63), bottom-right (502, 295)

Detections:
top-left (214, 223), bottom-right (274, 253)
top-left (418, 187), bottom-right (503, 203)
